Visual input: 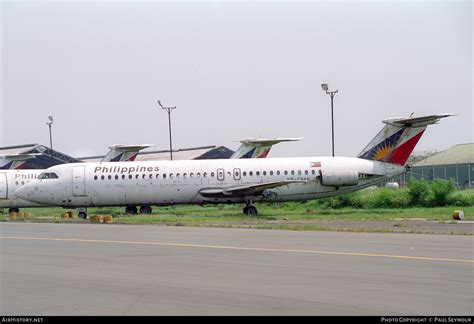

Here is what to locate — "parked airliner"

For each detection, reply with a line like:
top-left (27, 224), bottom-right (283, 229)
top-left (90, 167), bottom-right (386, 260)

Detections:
top-left (0, 139), bottom-right (294, 214)
top-left (0, 144), bottom-right (152, 213)
top-left (15, 114), bottom-right (451, 217)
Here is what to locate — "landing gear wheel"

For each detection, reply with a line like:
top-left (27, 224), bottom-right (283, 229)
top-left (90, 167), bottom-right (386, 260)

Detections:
top-left (245, 206), bottom-right (258, 216)
top-left (78, 212), bottom-right (87, 219)
top-left (9, 208), bottom-right (20, 213)
top-left (125, 206), bottom-right (138, 214)
top-left (139, 206), bottom-right (152, 214)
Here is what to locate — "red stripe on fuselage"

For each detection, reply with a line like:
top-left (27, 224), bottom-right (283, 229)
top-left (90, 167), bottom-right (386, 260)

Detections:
top-left (389, 130), bottom-right (425, 165)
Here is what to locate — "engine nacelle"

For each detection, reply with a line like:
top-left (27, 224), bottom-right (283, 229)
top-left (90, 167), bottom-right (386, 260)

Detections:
top-left (320, 170), bottom-right (359, 187)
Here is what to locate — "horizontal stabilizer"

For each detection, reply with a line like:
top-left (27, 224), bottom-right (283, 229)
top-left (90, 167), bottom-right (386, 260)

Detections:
top-left (238, 138), bottom-right (303, 146)
top-left (108, 144), bottom-right (154, 152)
top-left (0, 153), bottom-right (42, 161)
top-left (383, 114), bottom-right (453, 127)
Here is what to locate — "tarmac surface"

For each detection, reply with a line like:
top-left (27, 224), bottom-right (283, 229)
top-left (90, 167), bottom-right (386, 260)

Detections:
top-left (0, 222), bottom-right (472, 315)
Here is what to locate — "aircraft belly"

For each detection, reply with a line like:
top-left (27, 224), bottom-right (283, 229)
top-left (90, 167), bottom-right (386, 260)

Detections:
top-left (89, 183), bottom-right (201, 206)
top-left (0, 197), bottom-right (42, 208)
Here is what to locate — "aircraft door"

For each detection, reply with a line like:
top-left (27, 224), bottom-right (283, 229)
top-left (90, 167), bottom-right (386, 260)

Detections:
top-left (217, 168), bottom-right (225, 181)
top-left (72, 166), bottom-right (86, 197)
top-left (0, 173), bottom-right (7, 199)
top-left (233, 168), bottom-right (241, 181)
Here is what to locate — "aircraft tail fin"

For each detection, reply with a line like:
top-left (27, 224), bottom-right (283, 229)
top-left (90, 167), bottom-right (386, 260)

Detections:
top-left (101, 144), bottom-right (154, 162)
top-left (0, 153), bottom-right (41, 170)
top-left (230, 138), bottom-right (303, 159)
top-left (358, 114), bottom-right (452, 166)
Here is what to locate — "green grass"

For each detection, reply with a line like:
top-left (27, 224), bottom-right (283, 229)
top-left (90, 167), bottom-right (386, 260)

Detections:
top-left (2, 203), bottom-right (472, 224)
top-left (2, 187), bottom-right (472, 228)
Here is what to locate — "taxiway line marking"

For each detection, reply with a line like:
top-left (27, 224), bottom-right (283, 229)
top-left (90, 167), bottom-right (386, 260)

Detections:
top-left (1, 236), bottom-right (472, 264)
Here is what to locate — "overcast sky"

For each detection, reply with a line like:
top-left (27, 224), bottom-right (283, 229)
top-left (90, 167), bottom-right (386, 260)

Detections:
top-left (1, 0), bottom-right (472, 158)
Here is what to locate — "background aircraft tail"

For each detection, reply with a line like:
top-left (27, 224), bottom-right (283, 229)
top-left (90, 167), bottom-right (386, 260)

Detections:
top-left (101, 144), bottom-right (153, 162)
top-left (230, 138), bottom-right (303, 159)
top-left (358, 114), bottom-right (452, 166)
top-left (0, 153), bottom-right (42, 170)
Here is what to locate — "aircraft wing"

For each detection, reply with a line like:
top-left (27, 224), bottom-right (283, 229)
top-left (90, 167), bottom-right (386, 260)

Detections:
top-left (199, 180), bottom-right (307, 197)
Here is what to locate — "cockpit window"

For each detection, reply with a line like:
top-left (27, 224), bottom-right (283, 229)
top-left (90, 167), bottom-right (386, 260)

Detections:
top-left (38, 172), bottom-right (59, 180)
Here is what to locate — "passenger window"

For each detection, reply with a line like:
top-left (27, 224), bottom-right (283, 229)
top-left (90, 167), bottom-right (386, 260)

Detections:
top-left (94, 175), bottom-right (98, 180)
top-left (149, 174), bottom-right (153, 179)
top-left (270, 171), bottom-right (273, 176)
top-left (298, 170), bottom-right (302, 175)
top-left (249, 171), bottom-right (253, 176)
top-left (122, 175), bottom-right (126, 179)
top-left (108, 175), bottom-right (112, 180)
top-left (284, 171), bottom-right (288, 175)
top-left (101, 175), bottom-right (105, 180)
top-left (115, 175), bottom-right (119, 180)
top-left (243, 171), bottom-right (247, 177)
top-left (197, 173), bottom-right (201, 178)
top-left (256, 171), bottom-right (260, 176)
top-left (163, 174), bottom-right (167, 179)
top-left (129, 175), bottom-right (133, 179)
top-left (277, 171), bottom-right (280, 175)
top-left (305, 170), bottom-right (309, 175)
top-left (311, 170), bottom-right (316, 175)
top-left (203, 172), bottom-right (207, 178)
top-left (291, 170), bottom-right (295, 175)
top-left (211, 172), bottom-right (215, 177)
top-left (263, 171), bottom-right (267, 176)
top-left (190, 173), bottom-right (194, 178)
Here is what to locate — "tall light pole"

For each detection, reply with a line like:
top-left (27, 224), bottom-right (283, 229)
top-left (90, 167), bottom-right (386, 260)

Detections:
top-left (321, 84), bottom-right (338, 157)
top-left (157, 100), bottom-right (176, 161)
top-left (46, 115), bottom-right (54, 164)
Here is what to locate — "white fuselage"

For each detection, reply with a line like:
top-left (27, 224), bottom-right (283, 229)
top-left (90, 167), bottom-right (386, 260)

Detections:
top-left (16, 157), bottom-right (405, 208)
top-left (0, 170), bottom-right (44, 209)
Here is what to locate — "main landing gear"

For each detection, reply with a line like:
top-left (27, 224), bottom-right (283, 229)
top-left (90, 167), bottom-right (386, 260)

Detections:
top-left (243, 199), bottom-right (258, 216)
top-left (125, 205), bottom-right (152, 215)
top-left (77, 207), bottom-right (87, 219)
